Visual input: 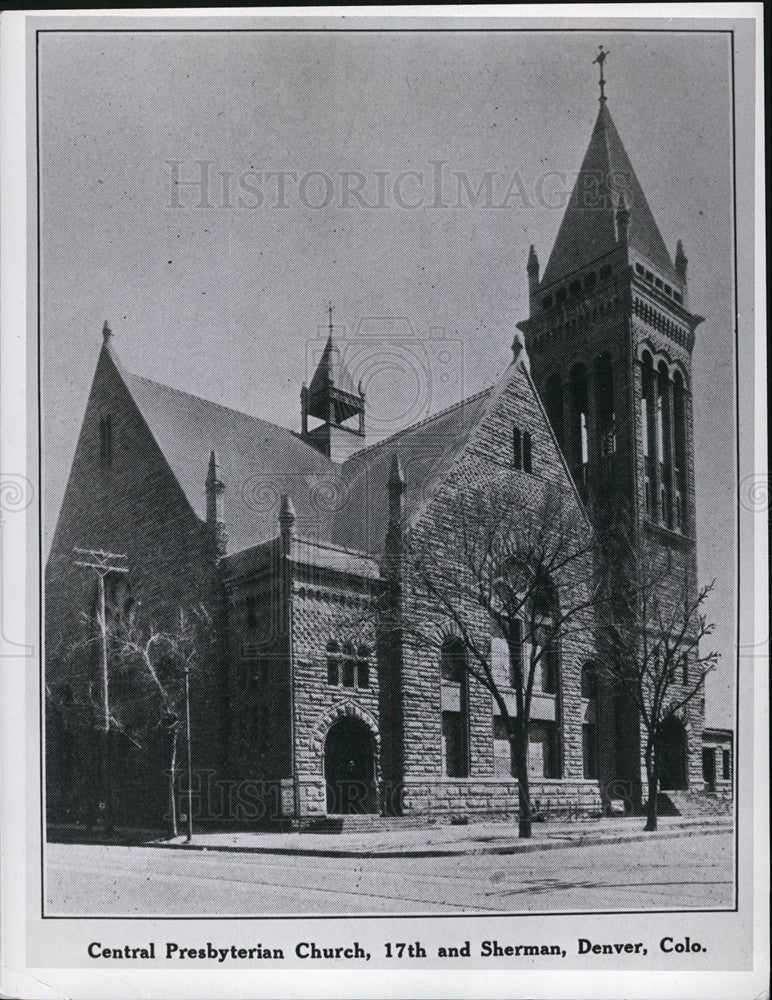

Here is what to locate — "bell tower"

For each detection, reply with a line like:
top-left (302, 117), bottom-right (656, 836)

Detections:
top-left (301, 306), bottom-right (366, 463)
top-left (518, 49), bottom-right (705, 806)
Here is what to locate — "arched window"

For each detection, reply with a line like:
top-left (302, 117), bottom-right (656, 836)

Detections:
top-left (640, 352), bottom-right (656, 518)
top-left (673, 370), bottom-right (687, 532)
top-left (440, 637), bottom-right (466, 683)
top-left (657, 361), bottom-right (674, 528)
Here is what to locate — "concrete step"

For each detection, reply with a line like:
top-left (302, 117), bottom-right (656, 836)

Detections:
top-left (656, 790), bottom-right (732, 817)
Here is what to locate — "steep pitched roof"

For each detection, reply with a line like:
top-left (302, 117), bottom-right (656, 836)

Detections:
top-left (109, 337), bottom-right (569, 563)
top-left (111, 349), bottom-right (341, 554)
top-left (540, 101), bottom-right (677, 288)
top-left (333, 386), bottom-right (495, 555)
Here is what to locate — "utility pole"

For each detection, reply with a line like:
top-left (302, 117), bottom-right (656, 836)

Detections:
top-left (73, 548), bottom-right (128, 831)
top-left (183, 664), bottom-right (193, 842)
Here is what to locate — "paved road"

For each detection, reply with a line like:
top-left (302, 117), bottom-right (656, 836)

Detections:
top-left (45, 831), bottom-right (733, 916)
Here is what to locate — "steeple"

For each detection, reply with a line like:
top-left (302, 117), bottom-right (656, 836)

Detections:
top-left (301, 307), bottom-right (366, 462)
top-left (538, 98), bottom-right (679, 291)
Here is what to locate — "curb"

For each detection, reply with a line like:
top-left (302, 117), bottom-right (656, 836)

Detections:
top-left (143, 819), bottom-right (732, 860)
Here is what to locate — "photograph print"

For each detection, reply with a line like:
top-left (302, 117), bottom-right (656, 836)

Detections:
top-left (39, 23), bottom-right (741, 924)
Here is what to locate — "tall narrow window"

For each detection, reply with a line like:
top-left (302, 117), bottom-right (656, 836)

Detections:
top-left (673, 371), bottom-right (688, 532)
top-left (440, 638), bottom-right (469, 777)
top-left (582, 723), bottom-right (598, 779)
top-left (569, 365), bottom-right (589, 496)
top-left (342, 643), bottom-right (356, 688)
top-left (442, 712), bottom-right (468, 777)
top-left (523, 432), bottom-right (532, 473)
top-left (326, 641), bottom-right (340, 686)
top-left (641, 353), bottom-right (656, 518)
top-left (99, 415), bottom-right (112, 467)
top-left (513, 427), bottom-right (522, 469)
top-left (657, 362), bottom-right (673, 528)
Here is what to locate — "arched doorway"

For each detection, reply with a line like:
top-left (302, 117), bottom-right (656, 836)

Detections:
top-left (657, 716), bottom-right (688, 791)
top-left (324, 716), bottom-right (378, 815)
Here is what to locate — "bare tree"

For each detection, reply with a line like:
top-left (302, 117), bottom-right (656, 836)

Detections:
top-left (66, 599), bottom-right (211, 835)
top-left (392, 474), bottom-right (600, 838)
top-left (597, 539), bottom-right (719, 831)
top-left (106, 603), bottom-right (211, 836)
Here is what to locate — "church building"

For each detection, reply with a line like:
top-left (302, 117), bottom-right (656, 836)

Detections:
top-left (45, 71), bottom-right (713, 828)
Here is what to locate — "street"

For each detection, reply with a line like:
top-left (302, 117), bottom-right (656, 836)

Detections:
top-left (45, 830), bottom-right (733, 916)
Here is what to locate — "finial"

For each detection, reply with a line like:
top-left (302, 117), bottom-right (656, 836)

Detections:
top-left (206, 450), bottom-right (222, 488)
top-left (593, 45), bottom-right (610, 103)
top-left (527, 244), bottom-right (539, 272)
top-left (389, 452), bottom-right (405, 490)
top-left (675, 240), bottom-right (688, 280)
top-left (102, 320), bottom-right (112, 344)
top-left (279, 494), bottom-right (297, 533)
top-left (328, 302), bottom-right (334, 337)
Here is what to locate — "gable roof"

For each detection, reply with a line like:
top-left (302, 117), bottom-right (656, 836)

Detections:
top-left (106, 335), bottom-right (580, 562)
top-left (540, 101), bottom-right (678, 288)
top-left (110, 348), bottom-right (340, 554)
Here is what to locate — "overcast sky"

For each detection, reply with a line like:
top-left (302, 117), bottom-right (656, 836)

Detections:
top-left (38, 29), bottom-right (735, 726)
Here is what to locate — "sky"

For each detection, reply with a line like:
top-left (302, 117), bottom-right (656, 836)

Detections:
top-left (38, 29), bottom-right (735, 726)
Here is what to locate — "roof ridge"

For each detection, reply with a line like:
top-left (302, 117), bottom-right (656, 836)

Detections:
top-left (125, 368), bottom-right (303, 438)
top-left (343, 384), bottom-right (496, 462)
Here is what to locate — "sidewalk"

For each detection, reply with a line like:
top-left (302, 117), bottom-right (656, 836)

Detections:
top-left (143, 814), bottom-right (731, 859)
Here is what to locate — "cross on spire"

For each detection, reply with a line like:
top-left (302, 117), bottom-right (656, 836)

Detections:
top-left (593, 45), bottom-right (609, 103)
top-left (328, 302), bottom-right (334, 337)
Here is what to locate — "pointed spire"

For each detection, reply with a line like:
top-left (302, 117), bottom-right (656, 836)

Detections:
top-left (527, 244), bottom-right (540, 313)
top-left (102, 320), bottom-right (112, 344)
top-left (205, 450), bottom-right (227, 558)
top-left (540, 98), bottom-right (678, 288)
top-left (675, 240), bottom-right (688, 280)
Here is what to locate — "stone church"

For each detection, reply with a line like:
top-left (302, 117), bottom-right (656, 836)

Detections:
top-left (45, 82), bottom-right (710, 827)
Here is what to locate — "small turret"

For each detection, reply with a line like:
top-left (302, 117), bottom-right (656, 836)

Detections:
top-left (385, 453), bottom-right (406, 580)
top-left (279, 494), bottom-right (296, 553)
top-left (302, 306), bottom-right (366, 462)
top-left (205, 450), bottom-right (227, 559)
top-left (527, 245), bottom-right (540, 314)
top-left (675, 239), bottom-right (688, 281)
